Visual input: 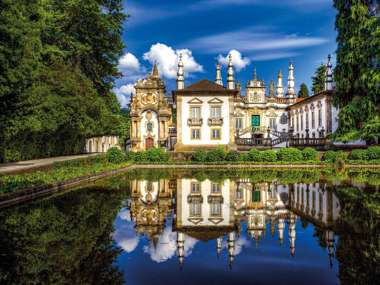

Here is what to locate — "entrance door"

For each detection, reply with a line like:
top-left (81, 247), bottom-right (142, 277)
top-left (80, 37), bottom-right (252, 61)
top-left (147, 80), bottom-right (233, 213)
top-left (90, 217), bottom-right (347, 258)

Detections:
top-left (145, 137), bottom-right (154, 150)
top-left (252, 115), bottom-right (260, 127)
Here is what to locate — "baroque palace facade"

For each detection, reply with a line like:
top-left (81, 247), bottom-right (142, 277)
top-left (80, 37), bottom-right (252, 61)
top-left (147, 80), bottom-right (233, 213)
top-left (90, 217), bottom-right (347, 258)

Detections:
top-left (129, 54), bottom-right (337, 151)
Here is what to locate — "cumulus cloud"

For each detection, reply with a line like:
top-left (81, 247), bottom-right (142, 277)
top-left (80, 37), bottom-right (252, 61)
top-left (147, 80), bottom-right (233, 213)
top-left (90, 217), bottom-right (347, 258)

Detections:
top-left (143, 43), bottom-right (203, 79)
top-left (118, 52), bottom-right (141, 72)
top-left (113, 84), bottom-right (135, 108)
top-left (113, 209), bottom-right (140, 253)
top-left (143, 223), bottom-right (198, 263)
top-left (218, 49), bottom-right (250, 71)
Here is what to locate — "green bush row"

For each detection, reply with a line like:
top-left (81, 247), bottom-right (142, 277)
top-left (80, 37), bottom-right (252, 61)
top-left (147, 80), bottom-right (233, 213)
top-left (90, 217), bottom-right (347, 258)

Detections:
top-left (348, 146), bottom-right (380, 161)
top-left (191, 147), bottom-right (319, 163)
top-left (123, 148), bottom-right (170, 163)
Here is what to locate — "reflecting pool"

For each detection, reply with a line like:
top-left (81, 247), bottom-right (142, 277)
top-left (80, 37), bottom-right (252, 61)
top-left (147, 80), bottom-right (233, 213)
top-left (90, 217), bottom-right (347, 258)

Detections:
top-left (0, 168), bottom-right (379, 285)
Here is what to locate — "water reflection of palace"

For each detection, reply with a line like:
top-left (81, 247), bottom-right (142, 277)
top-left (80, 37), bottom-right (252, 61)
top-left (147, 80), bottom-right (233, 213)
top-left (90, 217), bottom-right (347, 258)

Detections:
top-left (127, 178), bottom-right (340, 267)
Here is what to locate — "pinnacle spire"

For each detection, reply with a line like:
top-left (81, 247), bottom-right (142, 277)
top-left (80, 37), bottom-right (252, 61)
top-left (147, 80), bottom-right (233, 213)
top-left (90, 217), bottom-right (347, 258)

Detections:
top-left (253, 67), bottom-right (257, 81)
top-left (227, 54), bottom-right (235, 90)
top-left (324, 54), bottom-right (334, 91)
top-left (176, 53), bottom-right (184, 90)
top-left (152, 63), bottom-right (159, 78)
top-left (286, 62), bottom-right (295, 98)
top-left (276, 70), bottom-right (284, 97)
top-left (215, 63), bottom-right (223, 86)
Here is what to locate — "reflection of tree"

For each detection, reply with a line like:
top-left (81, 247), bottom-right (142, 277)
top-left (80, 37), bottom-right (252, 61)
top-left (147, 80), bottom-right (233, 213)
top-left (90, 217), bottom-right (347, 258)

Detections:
top-left (0, 186), bottom-right (127, 285)
top-left (334, 187), bottom-right (380, 284)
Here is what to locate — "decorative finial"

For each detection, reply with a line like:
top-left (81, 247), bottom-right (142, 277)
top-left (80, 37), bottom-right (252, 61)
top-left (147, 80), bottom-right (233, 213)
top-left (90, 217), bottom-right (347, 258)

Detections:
top-left (176, 53), bottom-right (185, 90)
top-left (253, 67), bottom-right (257, 81)
top-left (325, 54), bottom-right (334, 91)
top-left (227, 53), bottom-right (235, 90)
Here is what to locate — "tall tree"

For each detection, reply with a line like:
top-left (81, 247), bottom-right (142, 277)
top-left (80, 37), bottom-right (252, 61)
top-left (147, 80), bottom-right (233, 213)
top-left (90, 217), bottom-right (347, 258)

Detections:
top-left (298, 83), bottom-right (310, 98)
top-left (0, 0), bottom-right (128, 162)
top-left (333, 0), bottom-right (380, 142)
top-left (311, 64), bottom-right (327, 94)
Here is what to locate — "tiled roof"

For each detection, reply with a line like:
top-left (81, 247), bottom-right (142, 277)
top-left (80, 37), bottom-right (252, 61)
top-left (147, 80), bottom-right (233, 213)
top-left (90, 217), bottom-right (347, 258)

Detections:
top-left (183, 79), bottom-right (227, 91)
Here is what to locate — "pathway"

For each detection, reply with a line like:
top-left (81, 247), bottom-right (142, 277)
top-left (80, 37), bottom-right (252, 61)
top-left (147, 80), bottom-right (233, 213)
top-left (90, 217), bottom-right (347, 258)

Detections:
top-left (0, 154), bottom-right (98, 174)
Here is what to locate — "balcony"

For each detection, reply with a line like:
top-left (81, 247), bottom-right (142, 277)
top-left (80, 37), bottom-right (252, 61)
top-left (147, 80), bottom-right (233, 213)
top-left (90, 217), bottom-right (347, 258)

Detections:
top-left (208, 118), bottom-right (223, 126)
top-left (188, 118), bottom-right (203, 126)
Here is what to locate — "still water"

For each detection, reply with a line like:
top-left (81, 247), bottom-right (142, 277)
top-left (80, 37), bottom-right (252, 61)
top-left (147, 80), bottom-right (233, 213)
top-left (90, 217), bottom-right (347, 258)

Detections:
top-left (0, 168), bottom-right (378, 285)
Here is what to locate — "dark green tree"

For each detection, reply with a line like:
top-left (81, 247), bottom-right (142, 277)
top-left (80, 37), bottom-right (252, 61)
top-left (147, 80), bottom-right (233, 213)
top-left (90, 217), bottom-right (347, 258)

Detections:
top-left (333, 0), bottom-right (380, 142)
top-left (0, 0), bottom-right (128, 162)
top-left (311, 64), bottom-right (327, 94)
top-left (298, 83), bottom-right (310, 98)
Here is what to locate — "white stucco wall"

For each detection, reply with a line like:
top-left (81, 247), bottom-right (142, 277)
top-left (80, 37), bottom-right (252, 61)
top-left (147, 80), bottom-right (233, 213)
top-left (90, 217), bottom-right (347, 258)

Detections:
top-left (141, 110), bottom-right (159, 147)
top-left (181, 96), bottom-right (231, 145)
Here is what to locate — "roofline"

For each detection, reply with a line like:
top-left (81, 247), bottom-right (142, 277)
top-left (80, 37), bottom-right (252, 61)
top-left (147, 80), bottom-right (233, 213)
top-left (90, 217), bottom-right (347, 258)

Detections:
top-left (286, 90), bottom-right (334, 109)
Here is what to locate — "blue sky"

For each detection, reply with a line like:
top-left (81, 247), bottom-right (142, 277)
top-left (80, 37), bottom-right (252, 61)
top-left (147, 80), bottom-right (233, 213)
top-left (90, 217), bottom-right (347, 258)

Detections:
top-left (114, 0), bottom-right (337, 107)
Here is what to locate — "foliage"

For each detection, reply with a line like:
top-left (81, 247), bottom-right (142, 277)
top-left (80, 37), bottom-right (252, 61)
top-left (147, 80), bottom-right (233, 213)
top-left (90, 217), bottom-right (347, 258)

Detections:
top-left (298, 83), bottom-right (310, 98)
top-left (261, 150), bottom-right (277, 162)
top-left (144, 148), bottom-right (170, 162)
top-left (276, 148), bottom-right (303, 162)
top-left (349, 149), bottom-right (369, 160)
top-left (205, 147), bottom-right (227, 162)
top-left (311, 64), bottom-right (327, 94)
top-left (367, 146), bottom-right (380, 160)
top-left (106, 147), bottom-right (126, 164)
top-left (191, 150), bottom-right (208, 162)
top-left (0, 0), bottom-right (127, 162)
top-left (225, 151), bottom-right (241, 161)
top-left (323, 150), bottom-right (348, 162)
top-left (302, 147), bottom-right (319, 161)
top-left (248, 148), bottom-right (262, 162)
top-left (333, 0), bottom-right (380, 142)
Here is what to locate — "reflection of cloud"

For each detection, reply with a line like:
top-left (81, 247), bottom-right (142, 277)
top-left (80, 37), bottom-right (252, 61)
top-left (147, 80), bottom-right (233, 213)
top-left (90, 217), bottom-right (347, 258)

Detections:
top-left (113, 209), bottom-right (140, 253)
top-left (143, 223), bottom-right (198, 263)
top-left (234, 236), bottom-right (250, 255)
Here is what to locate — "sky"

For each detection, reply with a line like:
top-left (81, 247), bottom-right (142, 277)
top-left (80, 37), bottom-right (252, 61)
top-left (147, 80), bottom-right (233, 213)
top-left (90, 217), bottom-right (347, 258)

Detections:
top-left (114, 0), bottom-right (337, 108)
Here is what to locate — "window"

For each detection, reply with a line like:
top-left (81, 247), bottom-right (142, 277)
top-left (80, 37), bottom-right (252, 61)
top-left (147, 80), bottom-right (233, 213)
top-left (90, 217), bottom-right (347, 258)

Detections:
top-left (147, 122), bottom-right (153, 132)
top-left (296, 116), bottom-right (299, 132)
top-left (211, 128), bottom-right (221, 140)
top-left (191, 128), bottom-right (201, 140)
top-left (191, 182), bottom-right (200, 193)
top-left (311, 111), bottom-right (315, 129)
top-left (280, 113), bottom-right (288, 124)
top-left (236, 187), bottom-right (243, 199)
top-left (190, 106), bottom-right (201, 119)
top-left (269, 118), bottom-right (276, 130)
top-left (190, 202), bottom-right (201, 217)
top-left (210, 202), bottom-right (222, 216)
top-left (306, 112), bottom-right (309, 129)
top-left (291, 117), bottom-right (294, 128)
top-left (210, 106), bottom-right (221, 118)
top-left (235, 118), bottom-right (243, 130)
top-left (211, 183), bottom-right (221, 193)
top-left (300, 114), bottom-right (303, 131)
top-left (318, 108), bottom-right (322, 127)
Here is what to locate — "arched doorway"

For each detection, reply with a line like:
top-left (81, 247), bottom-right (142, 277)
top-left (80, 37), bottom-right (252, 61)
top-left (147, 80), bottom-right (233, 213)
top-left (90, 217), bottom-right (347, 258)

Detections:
top-left (89, 140), bottom-right (92, 153)
top-left (145, 137), bottom-right (154, 150)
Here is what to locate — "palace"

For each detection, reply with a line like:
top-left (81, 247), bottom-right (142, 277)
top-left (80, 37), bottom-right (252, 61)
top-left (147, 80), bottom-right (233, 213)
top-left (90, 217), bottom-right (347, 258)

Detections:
top-left (129, 54), bottom-right (339, 152)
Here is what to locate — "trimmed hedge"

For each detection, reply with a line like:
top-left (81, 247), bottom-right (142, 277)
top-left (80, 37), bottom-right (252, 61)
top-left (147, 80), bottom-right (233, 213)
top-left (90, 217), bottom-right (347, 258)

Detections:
top-left (106, 147), bottom-right (126, 164)
top-left (302, 147), bottom-right (319, 161)
top-left (350, 149), bottom-right (369, 160)
top-left (205, 147), bottom-right (227, 162)
top-left (277, 148), bottom-right (303, 162)
top-left (226, 151), bottom-right (241, 161)
top-left (127, 148), bottom-right (170, 162)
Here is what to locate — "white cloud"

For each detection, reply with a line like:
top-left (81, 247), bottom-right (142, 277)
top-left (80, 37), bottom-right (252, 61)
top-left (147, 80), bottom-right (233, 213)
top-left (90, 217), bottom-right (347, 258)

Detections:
top-left (143, 223), bottom-right (198, 263)
top-left (184, 29), bottom-right (328, 54)
top-left (251, 51), bottom-right (300, 61)
top-left (143, 43), bottom-right (203, 79)
top-left (113, 209), bottom-right (140, 253)
top-left (218, 49), bottom-right (250, 71)
top-left (113, 84), bottom-right (135, 108)
top-left (118, 52), bottom-right (140, 72)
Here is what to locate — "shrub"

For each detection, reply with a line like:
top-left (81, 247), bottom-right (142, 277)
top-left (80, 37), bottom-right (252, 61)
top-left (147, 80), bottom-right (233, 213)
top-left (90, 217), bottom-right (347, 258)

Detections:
top-left (367, 146), bottom-right (380, 160)
top-left (133, 151), bottom-right (147, 162)
top-left (192, 150), bottom-right (207, 162)
top-left (226, 151), bottom-right (240, 161)
top-left (248, 148), bottom-right (262, 162)
top-left (323, 150), bottom-right (348, 162)
top-left (125, 151), bottom-right (135, 161)
top-left (302, 147), bottom-right (319, 161)
top-left (261, 150), bottom-right (277, 162)
top-left (349, 149), bottom-right (369, 160)
top-left (277, 148), bottom-right (303, 162)
top-left (106, 147), bottom-right (125, 164)
top-left (205, 147), bottom-right (226, 162)
top-left (239, 153), bottom-right (250, 162)
top-left (145, 148), bottom-right (170, 162)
